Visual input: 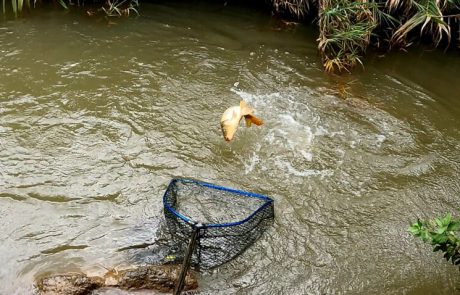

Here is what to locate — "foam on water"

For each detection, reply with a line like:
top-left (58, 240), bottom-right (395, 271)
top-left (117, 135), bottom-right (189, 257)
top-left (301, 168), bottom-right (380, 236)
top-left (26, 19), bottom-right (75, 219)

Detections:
top-left (230, 87), bottom-right (339, 179)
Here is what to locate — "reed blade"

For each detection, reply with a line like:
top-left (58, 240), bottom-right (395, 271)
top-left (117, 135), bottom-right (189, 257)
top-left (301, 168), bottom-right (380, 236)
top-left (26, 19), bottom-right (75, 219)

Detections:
top-left (58, 0), bottom-right (68, 9)
top-left (11, 0), bottom-right (17, 16)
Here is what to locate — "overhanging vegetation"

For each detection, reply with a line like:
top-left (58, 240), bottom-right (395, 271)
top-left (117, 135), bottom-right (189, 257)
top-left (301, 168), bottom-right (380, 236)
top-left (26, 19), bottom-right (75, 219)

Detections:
top-left (2, 0), bottom-right (460, 73)
top-left (273, 0), bottom-right (460, 73)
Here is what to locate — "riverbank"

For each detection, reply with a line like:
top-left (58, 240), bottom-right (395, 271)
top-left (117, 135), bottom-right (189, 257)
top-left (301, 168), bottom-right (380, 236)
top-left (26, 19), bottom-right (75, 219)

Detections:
top-left (273, 0), bottom-right (460, 73)
top-left (2, 0), bottom-right (460, 73)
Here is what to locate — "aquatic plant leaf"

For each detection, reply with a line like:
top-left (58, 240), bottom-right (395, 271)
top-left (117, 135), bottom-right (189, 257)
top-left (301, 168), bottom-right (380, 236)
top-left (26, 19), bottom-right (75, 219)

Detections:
top-left (444, 213), bottom-right (452, 225)
top-left (408, 223), bottom-right (422, 234)
top-left (435, 217), bottom-right (443, 227)
top-left (447, 221), bottom-right (460, 232)
top-left (410, 213), bottom-right (460, 271)
top-left (438, 225), bottom-right (448, 234)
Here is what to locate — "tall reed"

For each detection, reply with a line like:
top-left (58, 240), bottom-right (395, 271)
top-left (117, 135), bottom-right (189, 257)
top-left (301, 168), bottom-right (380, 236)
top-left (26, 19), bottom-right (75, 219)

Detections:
top-left (3, 0), bottom-right (30, 16)
top-left (272, 0), bottom-right (460, 73)
top-left (1, 0), bottom-right (137, 17)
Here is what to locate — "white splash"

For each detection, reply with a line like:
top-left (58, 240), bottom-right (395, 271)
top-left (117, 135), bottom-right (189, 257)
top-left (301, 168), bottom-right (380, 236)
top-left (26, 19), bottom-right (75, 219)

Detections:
top-left (280, 161), bottom-right (334, 178)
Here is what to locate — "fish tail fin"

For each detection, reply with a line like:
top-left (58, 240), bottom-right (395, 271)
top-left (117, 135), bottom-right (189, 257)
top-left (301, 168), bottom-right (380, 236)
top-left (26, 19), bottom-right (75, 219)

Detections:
top-left (244, 114), bottom-right (263, 126)
top-left (240, 100), bottom-right (254, 116)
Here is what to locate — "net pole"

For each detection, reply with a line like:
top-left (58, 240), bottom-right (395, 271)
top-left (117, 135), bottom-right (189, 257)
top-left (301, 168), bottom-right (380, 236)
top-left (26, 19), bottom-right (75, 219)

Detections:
top-left (173, 223), bottom-right (202, 295)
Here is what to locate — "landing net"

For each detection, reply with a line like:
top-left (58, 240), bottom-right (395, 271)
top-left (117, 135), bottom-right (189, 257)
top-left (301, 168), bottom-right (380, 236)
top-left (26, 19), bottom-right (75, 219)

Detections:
top-left (163, 178), bottom-right (274, 270)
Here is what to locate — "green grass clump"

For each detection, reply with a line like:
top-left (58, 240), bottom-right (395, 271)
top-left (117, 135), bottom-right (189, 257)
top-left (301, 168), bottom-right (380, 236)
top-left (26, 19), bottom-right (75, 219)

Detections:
top-left (272, 0), bottom-right (460, 73)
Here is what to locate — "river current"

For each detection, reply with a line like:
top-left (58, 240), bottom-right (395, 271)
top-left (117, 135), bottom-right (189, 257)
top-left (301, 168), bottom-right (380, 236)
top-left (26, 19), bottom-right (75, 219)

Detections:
top-left (0, 2), bottom-right (459, 294)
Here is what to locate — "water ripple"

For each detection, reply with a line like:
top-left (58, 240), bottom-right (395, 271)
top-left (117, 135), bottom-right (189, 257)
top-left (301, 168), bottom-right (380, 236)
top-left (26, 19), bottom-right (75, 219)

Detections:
top-left (0, 3), bottom-right (459, 295)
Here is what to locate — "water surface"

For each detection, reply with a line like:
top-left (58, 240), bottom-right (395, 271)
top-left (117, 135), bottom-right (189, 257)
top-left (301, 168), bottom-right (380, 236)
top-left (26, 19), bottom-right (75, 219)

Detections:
top-left (0, 2), bottom-right (459, 294)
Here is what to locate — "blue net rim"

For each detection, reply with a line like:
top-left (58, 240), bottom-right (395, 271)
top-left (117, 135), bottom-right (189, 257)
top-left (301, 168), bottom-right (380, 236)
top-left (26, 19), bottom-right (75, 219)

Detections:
top-left (163, 178), bottom-right (274, 228)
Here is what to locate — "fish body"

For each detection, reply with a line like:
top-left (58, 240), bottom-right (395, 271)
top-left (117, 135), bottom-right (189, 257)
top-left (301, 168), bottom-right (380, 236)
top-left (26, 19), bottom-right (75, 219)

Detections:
top-left (220, 100), bottom-right (263, 141)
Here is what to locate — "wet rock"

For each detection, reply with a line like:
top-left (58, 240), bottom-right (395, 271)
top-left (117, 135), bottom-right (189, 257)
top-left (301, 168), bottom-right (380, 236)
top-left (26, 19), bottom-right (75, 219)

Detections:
top-left (105, 265), bottom-right (198, 293)
top-left (35, 273), bottom-right (103, 295)
top-left (34, 265), bottom-right (198, 295)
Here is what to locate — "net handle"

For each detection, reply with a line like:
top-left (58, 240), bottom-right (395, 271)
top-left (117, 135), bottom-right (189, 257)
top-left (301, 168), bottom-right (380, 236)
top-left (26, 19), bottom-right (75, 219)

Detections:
top-left (174, 223), bottom-right (202, 295)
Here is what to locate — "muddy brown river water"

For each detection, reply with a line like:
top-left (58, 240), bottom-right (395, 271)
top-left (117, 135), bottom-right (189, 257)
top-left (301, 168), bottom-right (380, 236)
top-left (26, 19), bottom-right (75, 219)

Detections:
top-left (0, 2), bottom-right (459, 294)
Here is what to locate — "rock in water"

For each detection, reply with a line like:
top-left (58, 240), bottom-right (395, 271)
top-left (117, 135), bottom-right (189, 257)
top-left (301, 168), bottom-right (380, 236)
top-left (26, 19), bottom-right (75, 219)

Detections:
top-left (35, 265), bottom-right (198, 295)
top-left (106, 265), bottom-right (198, 292)
top-left (35, 273), bottom-right (103, 295)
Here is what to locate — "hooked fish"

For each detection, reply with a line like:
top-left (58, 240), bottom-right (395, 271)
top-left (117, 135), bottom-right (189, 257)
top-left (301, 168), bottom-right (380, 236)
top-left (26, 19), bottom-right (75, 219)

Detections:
top-left (220, 100), bottom-right (263, 141)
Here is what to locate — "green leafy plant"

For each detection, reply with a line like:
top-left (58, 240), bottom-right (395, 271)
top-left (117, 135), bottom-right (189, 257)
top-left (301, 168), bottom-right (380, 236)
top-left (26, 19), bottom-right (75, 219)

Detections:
top-left (409, 213), bottom-right (460, 269)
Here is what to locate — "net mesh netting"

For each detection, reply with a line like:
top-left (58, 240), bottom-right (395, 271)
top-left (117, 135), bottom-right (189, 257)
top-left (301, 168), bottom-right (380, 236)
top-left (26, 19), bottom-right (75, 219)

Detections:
top-left (163, 178), bottom-right (274, 270)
